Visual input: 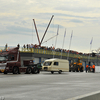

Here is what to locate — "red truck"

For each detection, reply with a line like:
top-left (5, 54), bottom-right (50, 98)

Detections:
top-left (0, 47), bottom-right (42, 74)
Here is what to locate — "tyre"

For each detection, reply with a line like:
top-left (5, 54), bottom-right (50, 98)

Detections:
top-left (80, 67), bottom-right (83, 72)
top-left (32, 67), bottom-right (38, 74)
top-left (58, 70), bottom-right (62, 74)
top-left (76, 67), bottom-right (79, 72)
top-left (37, 70), bottom-right (40, 74)
top-left (73, 69), bottom-right (75, 72)
top-left (51, 71), bottom-right (54, 74)
top-left (13, 67), bottom-right (18, 74)
top-left (4, 71), bottom-right (7, 74)
top-left (26, 67), bottom-right (32, 74)
top-left (69, 70), bottom-right (71, 72)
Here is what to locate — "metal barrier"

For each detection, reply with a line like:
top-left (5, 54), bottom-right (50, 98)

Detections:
top-left (0, 47), bottom-right (98, 60)
top-left (20, 48), bottom-right (98, 60)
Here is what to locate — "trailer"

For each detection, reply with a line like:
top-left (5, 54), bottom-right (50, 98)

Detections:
top-left (0, 47), bottom-right (42, 74)
top-left (42, 58), bottom-right (69, 74)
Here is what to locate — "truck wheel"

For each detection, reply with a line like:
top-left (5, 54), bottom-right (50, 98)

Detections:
top-left (32, 67), bottom-right (38, 74)
top-left (26, 67), bottom-right (32, 74)
top-left (51, 71), bottom-right (54, 74)
top-left (4, 71), bottom-right (7, 74)
top-left (37, 70), bottom-right (40, 74)
top-left (76, 68), bottom-right (79, 72)
top-left (73, 70), bottom-right (75, 72)
top-left (58, 70), bottom-right (62, 74)
top-left (13, 67), bottom-right (18, 74)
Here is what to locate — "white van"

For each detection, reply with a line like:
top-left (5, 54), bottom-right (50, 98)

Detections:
top-left (42, 58), bottom-right (69, 74)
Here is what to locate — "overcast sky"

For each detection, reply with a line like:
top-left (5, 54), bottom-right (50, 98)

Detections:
top-left (0, 0), bottom-right (100, 53)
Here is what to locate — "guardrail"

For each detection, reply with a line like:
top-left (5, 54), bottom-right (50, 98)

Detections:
top-left (20, 48), bottom-right (98, 60)
top-left (0, 47), bottom-right (99, 60)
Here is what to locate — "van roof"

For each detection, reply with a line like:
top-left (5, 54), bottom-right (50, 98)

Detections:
top-left (45, 58), bottom-right (69, 62)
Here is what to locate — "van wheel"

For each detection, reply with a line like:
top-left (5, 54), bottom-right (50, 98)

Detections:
top-left (51, 71), bottom-right (54, 74)
top-left (26, 67), bottom-right (32, 74)
top-left (13, 67), bottom-right (18, 74)
top-left (58, 70), bottom-right (61, 74)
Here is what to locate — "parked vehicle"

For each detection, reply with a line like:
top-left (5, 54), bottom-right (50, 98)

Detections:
top-left (42, 58), bottom-right (69, 74)
top-left (0, 47), bottom-right (42, 74)
top-left (69, 57), bottom-right (84, 72)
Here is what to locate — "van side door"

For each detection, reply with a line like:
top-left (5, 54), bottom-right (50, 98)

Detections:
top-left (53, 62), bottom-right (59, 71)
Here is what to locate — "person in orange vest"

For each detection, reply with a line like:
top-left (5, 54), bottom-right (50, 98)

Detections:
top-left (86, 65), bottom-right (89, 73)
top-left (90, 65), bottom-right (93, 72)
top-left (92, 64), bottom-right (95, 73)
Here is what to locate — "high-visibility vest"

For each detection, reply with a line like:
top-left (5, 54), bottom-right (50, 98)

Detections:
top-left (92, 65), bottom-right (95, 69)
top-left (86, 65), bottom-right (88, 68)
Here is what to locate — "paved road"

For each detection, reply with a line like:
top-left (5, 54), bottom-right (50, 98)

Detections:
top-left (0, 71), bottom-right (100, 100)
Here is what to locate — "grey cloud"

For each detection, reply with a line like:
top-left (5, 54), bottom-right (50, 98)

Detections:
top-left (0, 25), bottom-right (34, 36)
top-left (55, 6), bottom-right (92, 12)
top-left (69, 19), bottom-right (83, 23)
top-left (37, 23), bottom-right (64, 28)
top-left (14, 20), bottom-right (27, 25)
top-left (36, 13), bottom-right (97, 20)
top-left (0, 0), bottom-right (30, 12)
top-left (6, 25), bottom-right (31, 32)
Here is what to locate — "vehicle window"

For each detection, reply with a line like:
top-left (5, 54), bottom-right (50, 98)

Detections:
top-left (73, 59), bottom-right (78, 62)
top-left (80, 60), bottom-right (82, 63)
top-left (0, 56), bottom-right (6, 61)
top-left (54, 62), bottom-right (58, 66)
top-left (0, 55), bottom-right (8, 61)
top-left (44, 62), bottom-right (52, 66)
top-left (9, 55), bottom-right (15, 61)
top-left (37, 63), bottom-right (42, 67)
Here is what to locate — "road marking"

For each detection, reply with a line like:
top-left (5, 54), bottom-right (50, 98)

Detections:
top-left (66, 90), bottom-right (100, 100)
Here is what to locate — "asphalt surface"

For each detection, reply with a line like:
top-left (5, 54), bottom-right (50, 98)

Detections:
top-left (0, 71), bottom-right (100, 100)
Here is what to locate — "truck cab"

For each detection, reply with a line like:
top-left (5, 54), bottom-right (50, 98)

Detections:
top-left (0, 47), bottom-right (41, 74)
top-left (0, 47), bottom-right (20, 74)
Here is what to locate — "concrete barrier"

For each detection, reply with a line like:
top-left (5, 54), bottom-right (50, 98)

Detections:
top-left (66, 90), bottom-right (100, 100)
top-left (95, 66), bottom-right (100, 73)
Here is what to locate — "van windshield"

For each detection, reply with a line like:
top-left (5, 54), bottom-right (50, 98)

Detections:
top-left (44, 62), bottom-right (52, 66)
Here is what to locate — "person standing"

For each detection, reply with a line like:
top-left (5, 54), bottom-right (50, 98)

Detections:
top-left (5, 43), bottom-right (8, 50)
top-left (26, 44), bottom-right (29, 50)
top-left (92, 64), bottom-right (95, 73)
top-left (90, 65), bottom-right (93, 72)
top-left (17, 44), bottom-right (20, 49)
top-left (86, 64), bottom-right (89, 73)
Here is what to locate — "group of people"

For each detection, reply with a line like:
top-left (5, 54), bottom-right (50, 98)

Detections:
top-left (21, 44), bottom-right (93, 57)
top-left (4, 43), bottom-right (98, 58)
top-left (86, 64), bottom-right (95, 73)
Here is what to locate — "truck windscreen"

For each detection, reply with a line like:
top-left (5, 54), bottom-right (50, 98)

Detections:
top-left (0, 56), bottom-right (8, 61)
